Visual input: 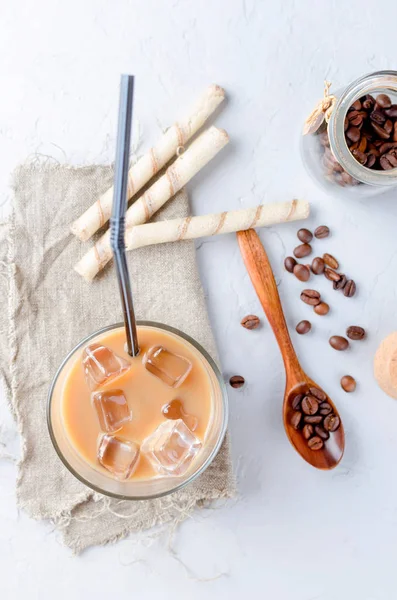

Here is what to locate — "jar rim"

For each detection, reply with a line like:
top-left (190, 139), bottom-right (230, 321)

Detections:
top-left (328, 70), bottom-right (397, 186)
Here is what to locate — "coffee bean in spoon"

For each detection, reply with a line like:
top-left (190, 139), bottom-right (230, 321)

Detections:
top-left (323, 414), bottom-right (341, 432)
top-left (308, 436), bottom-right (324, 450)
top-left (293, 264), bottom-right (310, 282)
top-left (329, 336), bottom-right (349, 351)
top-left (297, 228), bottom-right (313, 243)
top-left (346, 326), bottom-right (365, 340)
top-left (341, 375), bottom-right (356, 392)
top-left (304, 415), bottom-right (323, 424)
top-left (309, 387), bottom-right (327, 401)
top-left (314, 225), bottom-right (330, 239)
top-left (301, 395), bottom-right (319, 415)
top-left (314, 302), bottom-right (329, 316)
top-left (291, 411), bottom-right (302, 430)
top-left (296, 320), bottom-right (311, 335)
top-left (292, 393), bottom-right (304, 410)
top-left (302, 424), bottom-right (313, 440)
top-left (284, 256), bottom-right (297, 273)
top-left (314, 425), bottom-right (330, 440)
top-left (311, 257), bottom-right (325, 275)
top-left (294, 243), bottom-right (312, 259)
top-left (319, 402), bottom-right (333, 416)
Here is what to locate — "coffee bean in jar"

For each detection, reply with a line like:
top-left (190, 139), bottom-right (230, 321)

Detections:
top-left (302, 72), bottom-right (397, 197)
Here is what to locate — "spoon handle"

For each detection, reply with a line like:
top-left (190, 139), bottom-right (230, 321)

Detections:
top-left (237, 229), bottom-right (302, 379)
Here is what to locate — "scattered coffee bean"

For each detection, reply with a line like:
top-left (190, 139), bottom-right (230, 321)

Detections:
top-left (323, 414), bottom-right (341, 432)
top-left (308, 436), bottom-right (324, 450)
top-left (333, 274), bottom-right (347, 290)
top-left (284, 256), bottom-right (297, 273)
top-left (311, 257), bottom-right (325, 275)
top-left (343, 280), bottom-right (356, 297)
top-left (303, 424), bottom-right (313, 439)
top-left (324, 267), bottom-right (341, 282)
top-left (323, 253), bottom-right (339, 269)
top-left (297, 228), bottom-right (313, 243)
top-left (314, 225), bottom-right (330, 239)
top-left (329, 335), bottom-right (349, 351)
top-left (241, 315), bottom-right (260, 330)
top-left (300, 289), bottom-right (321, 306)
top-left (301, 395), bottom-right (319, 415)
top-left (341, 375), bottom-right (356, 393)
top-left (346, 325), bottom-right (365, 340)
top-left (304, 415), bottom-right (323, 424)
top-left (291, 411), bottom-right (302, 430)
top-left (314, 425), bottom-right (330, 440)
top-left (319, 402), bottom-right (333, 416)
top-left (292, 393), bottom-right (304, 410)
top-left (294, 243), bottom-right (312, 259)
top-left (293, 264), bottom-right (310, 282)
top-left (229, 375), bottom-right (245, 388)
top-left (309, 387), bottom-right (327, 401)
top-left (296, 320), bottom-right (311, 335)
top-left (314, 302), bottom-right (330, 316)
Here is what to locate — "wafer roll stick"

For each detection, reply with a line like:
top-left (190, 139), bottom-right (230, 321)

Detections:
top-left (74, 126), bottom-right (229, 280)
top-left (71, 84), bottom-right (225, 241)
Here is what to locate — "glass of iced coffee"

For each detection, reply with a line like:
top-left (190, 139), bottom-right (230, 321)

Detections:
top-left (47, 321), bottom-right (228, 500)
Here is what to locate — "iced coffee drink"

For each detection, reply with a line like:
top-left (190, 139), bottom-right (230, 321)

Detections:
top-left (48, 323), bottom-right (227, 498)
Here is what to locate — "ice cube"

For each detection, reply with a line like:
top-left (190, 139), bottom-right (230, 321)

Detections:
top-left (97, 434), bottom-right (140, 479)
top-left (143, 346), bottom-right (192, 388)
top-left (141, 419), bottom-right (201, 476)
top-left (162, 399), bottom-right (198, 432)
top-left (82, 343), bottom-right (130, 390)
top-left (92, 389), bottom-right (132, 433)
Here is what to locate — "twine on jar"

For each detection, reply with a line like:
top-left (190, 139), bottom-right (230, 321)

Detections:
top-left (303, 81), bottom-right (337, 135)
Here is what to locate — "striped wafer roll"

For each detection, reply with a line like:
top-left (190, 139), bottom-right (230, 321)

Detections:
top-left (71, 84), bottom-right (225, 241)
top-left (74, 126), bottom-right (229, 280)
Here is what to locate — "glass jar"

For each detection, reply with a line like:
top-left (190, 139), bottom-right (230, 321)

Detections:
top-left (301, 71), bottom-right (397, 197)
top-left (47, 321), bottom-right (228, 500)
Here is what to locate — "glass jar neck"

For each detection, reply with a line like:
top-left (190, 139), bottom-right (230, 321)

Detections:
top-left (328, 70), bottom-right (397, 186)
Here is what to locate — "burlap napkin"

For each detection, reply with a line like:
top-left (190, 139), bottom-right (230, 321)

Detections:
top-left (0, 164), bottom-right (234, 553)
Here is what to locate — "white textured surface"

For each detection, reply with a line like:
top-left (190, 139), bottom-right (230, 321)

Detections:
top-left (2, 1), bottom-right (397, 599)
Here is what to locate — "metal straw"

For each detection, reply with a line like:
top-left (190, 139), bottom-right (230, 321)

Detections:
top-left (110, 74), bottom-right (139, 357)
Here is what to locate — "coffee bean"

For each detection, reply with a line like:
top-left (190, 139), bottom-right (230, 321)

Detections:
top-left (352, 149), bottom-right (367, 165)
top-left (319, 402), bottom-right (333, 416)
top-left (290, 411), bottom-right (302, 430)
top-left (350, 99), bottom-right (362, 111)
top-left (379, 142), bottom-right (397, 155)
top-left (301, 395), bottom-right (319, 415)
top-left (314, 425), bottom-right (330, 440)
top-left (346, 325), bottom-right (365, 340)
top-left (314, 302), bottom-right (330, 316)
top-left (376, 93), bottom-right (392, 109)
top-left (384, 105), bottom-right (397, 118)
top-left (293, 264), bottom-right (310, 282)
top-left (297, 228), bottom-right (313, 243)
top-left (314, 225), bottom-right (330, 239)
top-left (304, 415), bottom-right (323, 424)
top-left (341, 375), bottom-right (356, 393)
top-left (370, 110), bottom-right (386, 125)
top-left (296, 320), bottom-right (311, 335)
top-left (324, 267), bottom-right (341, 282)
top-left (333, 274), bottom-right (347, 290)
top-left (308, 436), bottom-right (324, 450)
top-left (393, 122), bottom-right (397, 142)
top-left (309, 387), bottom-right (326, 401)
top-left (371, 122), bottom-right (390, 140)
top-left (381, 151), bottom-right (397, 169)
top-left (358, 136), bottom-right (367, 153)
top-left (292, 393), bottom-right (304, 410)
top-left (384, 119), bottom-right (393, 135)
top-left (323, 253), bottom-right (339, 269)
top-left (303, 424), bottom-right (314, 440)
top-left (284, 256), bottom-right (297, 273)
top-left (229, 375), bottom-right (245, 388)
top-left (300, 289), bottom-right (321, 306)
top-left (323, 414), bottom-right (341, 432)
top-left (366, 153), bottom-right (377, 168)
top-left (362, 95), bottom-right (375, 110)
top-left (311, 257), bottom-right (325, 275)
top-left (346, 126), bottom-right (361, 142)
top-left (241, 314), bottom-right (260, 330)
top-left (294, 243), bottom-right (312, 259)
top-left (329, 335), bottom-right (349, 351)
top-left (343, 280), bottom-right (356, 297)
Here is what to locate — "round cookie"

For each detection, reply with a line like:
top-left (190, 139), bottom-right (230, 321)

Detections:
top-left (374, 332), bottom-right (397, 399)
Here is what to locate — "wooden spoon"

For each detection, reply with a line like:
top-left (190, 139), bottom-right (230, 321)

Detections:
top-left (237, 229), bottom-right (344, 469)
